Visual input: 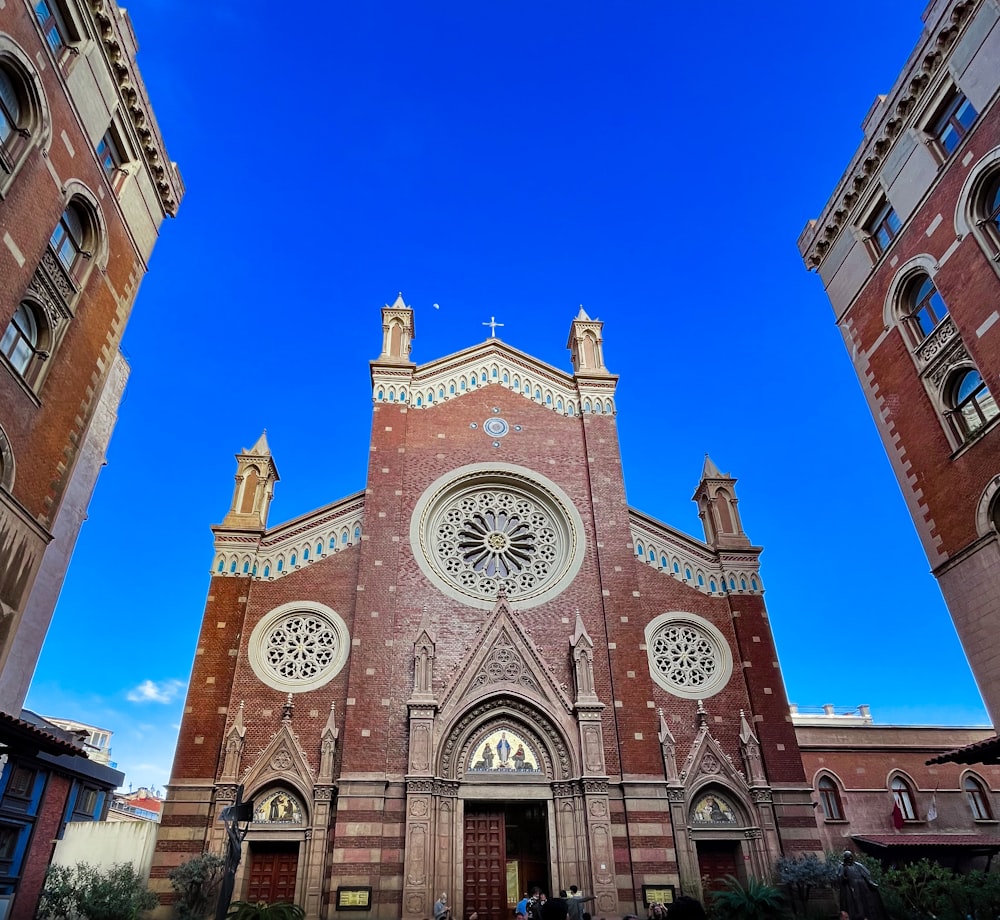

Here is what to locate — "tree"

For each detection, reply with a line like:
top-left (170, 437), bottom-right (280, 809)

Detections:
top-left (775, 854), bottom-right (836, 917)
top-left (37, 863), bottom-right (158, 920)
top-left (168, 852), bottom-right (225, 920)
top-left (709, 877), bottom-right (787, 920)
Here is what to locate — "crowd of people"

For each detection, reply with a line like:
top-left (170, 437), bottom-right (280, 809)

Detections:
top-left (432, 888), bottom-right (708, 920)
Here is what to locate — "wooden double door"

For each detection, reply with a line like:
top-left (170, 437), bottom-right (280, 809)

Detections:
top-left (464, 804), bottom-right (548, 920)
top-left (696, 840), bottom-right (743, 892)
top-left (246, 842), bottom-right (299, 904)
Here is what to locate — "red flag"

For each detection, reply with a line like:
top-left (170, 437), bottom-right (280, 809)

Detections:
top-left (892, 802), bottom-right (904, 829)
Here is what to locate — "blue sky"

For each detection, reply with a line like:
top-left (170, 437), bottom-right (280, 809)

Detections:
top-left (25, 0), bottom-right (991, 791)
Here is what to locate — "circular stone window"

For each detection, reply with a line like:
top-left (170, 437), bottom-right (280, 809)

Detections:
top-left (248, 601), bottom-right (350, 693)
top-left (643, 612), bottom-right (732, 700)
top-left (410, 462), bottom-right (585, 609)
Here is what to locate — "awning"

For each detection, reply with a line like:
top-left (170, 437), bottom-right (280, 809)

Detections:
top-left (926, 735), bottom-right (1000, 766)
top-left (854, 834), bottom-right (1000, 851)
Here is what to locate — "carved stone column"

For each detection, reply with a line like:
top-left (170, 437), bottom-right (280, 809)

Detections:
top-left (665, 787), bottom-right (699, 896)
top-left (402, 779), bottom-right (436, 920)
top-left (571, 616), bottom-right (616, 913)
top-left (403, 628), bottom-right (439, 920)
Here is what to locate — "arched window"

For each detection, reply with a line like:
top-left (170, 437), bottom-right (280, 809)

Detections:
top-left (0, 68), bottom-right (23, 151)
top-left (979, 171), bottom-right (1000, 253)
top-left (965, 775), bottom-right (993, 820)
top-left (818, 776), bottom-right (844, 820)
top-left (289, 553), bottom-right (296, 566)
top-left (949, 369), bottom-right (999, 439)
top-left (34, 0), bottom-right (71, 52)
top-left (50, 202), bottom-right (90, 274)
top-left (636, 542), bottom-right (643, 557)
top-left (891, 776), bottom-right (916, 820)
top-left (902, 273), bottom-right (948, 340)
top-left (1, 303), bottom-right (42, 376)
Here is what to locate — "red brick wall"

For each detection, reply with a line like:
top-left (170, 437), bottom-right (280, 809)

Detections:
top-left (0, 7), bottom-right (146, 526)
top-left (11, 771), bottom-right (70, 920)
top-left (841, 103), bottom-right (1000, 556)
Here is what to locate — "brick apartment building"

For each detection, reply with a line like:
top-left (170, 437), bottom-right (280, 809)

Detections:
top-left (798, 0), bottom-right (1000, 721)
top-left (151, 301), bottom-right (820, 920)
top-left (0, 0), bottom-right (182, 714)
top-left (0, 0), bottom-right (180, 913)
top-left (793, 705), bottom-right (1000, 869)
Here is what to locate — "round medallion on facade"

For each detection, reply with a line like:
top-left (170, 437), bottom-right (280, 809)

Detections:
top-left (643, 612), bottom-right (733, 700)
top-left (248, 601), bottom-right (350, 694)
top-left (483, 417), bottom-right (509, 438)
top-left (410, 462), bottom-right (585, 609)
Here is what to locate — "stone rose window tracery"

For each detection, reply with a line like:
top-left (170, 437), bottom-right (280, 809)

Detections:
top-left (644, 612), bottom-right (733, 700)
top-left (249, 602), bottom-right (350, 693)
top-left (411, 463), bottom-right (585, 610)
top-left (264, 613), bottom-right (339, 683)
top-left (651, 623), bottom-right (718, 689)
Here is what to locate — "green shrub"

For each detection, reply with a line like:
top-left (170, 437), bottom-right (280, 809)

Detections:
top-left (37, 863), bottom-right (158, 920)
top-left (710, 876), bottom-right (787, 920)
top-left (168, 852), bottom-right (225, 920)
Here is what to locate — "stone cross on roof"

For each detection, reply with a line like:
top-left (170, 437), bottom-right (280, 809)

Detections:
top-left (482, 316), bottom-right (504, 337)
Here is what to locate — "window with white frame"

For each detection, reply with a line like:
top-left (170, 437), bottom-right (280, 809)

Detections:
top-left (891, 776), bottom-right (917, 820)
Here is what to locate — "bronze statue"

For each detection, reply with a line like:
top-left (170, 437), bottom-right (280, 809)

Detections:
top-left (837, 851), bottom-right (883, 920)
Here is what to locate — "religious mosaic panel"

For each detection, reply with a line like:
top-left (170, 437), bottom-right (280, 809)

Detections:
top-left (253, 788), bottom-right (305, 825)
top-left (466, 726), bottom-right (540, 774)
top-left (690, 792), bottom-right (738, 825)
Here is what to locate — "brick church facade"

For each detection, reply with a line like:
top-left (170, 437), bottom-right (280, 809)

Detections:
top-left (151, 301), bottom-right (819, 919)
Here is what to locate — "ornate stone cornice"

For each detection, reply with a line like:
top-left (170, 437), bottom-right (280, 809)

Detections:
top-left (86, 0), bottom-right (183, 217)
top-left (800, 0), bottom-right (975, 268)
top-left (213, 491), bottom-right (365, 579)
top-left (628, 509), bottom-right (764, 597)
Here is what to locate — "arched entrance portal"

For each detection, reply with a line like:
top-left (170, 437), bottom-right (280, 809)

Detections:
top-left (463, 802), bottom-right (549, 920)
top-left (401, 694), bottom-right (618, 920)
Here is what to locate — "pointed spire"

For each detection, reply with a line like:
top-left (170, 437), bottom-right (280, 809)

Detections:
top-left (217, 433), bottom-right (280, 534)
top-left (701, 453), bottom-right (723, 479)
top-left (567, 307), bottom-right (610, 374)
top-left (323, 701), bottom-right (338, 739)
top-left (739, 709), bottom-right (757, 745)
top-left (233, 701), bottom-right (246, 737)
top-left (281, 693), bottom-right (294, 723)
top-left (571, 609), bottom-right (592, 648)
top-left (693, 454), bottom-right (751, 549)
top-left (375, 293), bottom-right (416, 363)
top-left (696, 699), bottom-right (708, 728)
top-left (657, 708), bottom-right (674, 744)
top-left (246, 430), bottom-right (270, 456)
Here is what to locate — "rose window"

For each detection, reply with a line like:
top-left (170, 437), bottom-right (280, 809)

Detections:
top-left (264, 613), bottom-right (339, 682)
top-left (411, 464), bottom-right (585, 610)
top-left (644, 613), bottom-right (733, 699)
top-left (650, 624), bottom-right (717, 688)
top-left (434, 490), bottom-right (557, 598)
top-left (248, 602), bottom-right (350, 693)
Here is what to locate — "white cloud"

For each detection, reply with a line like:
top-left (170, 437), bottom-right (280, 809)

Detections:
top-left (126, 679), bottom-right (184, 704)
